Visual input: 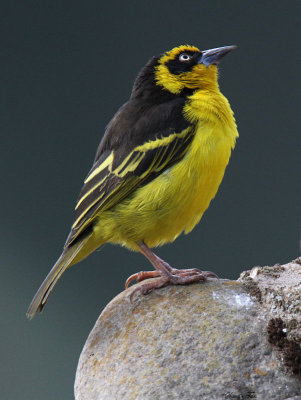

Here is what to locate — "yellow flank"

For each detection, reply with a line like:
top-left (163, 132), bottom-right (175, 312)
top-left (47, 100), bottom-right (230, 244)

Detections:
top-left (90, 84), bottom-right (238, 252)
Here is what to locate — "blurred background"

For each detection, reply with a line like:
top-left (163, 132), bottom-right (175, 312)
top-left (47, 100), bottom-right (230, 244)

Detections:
top-left (1, 1), bottom-right (300, 398)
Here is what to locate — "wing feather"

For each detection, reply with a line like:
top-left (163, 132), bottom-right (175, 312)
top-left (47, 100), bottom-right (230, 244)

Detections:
top-left (65, 99), bottom-right (195, 247)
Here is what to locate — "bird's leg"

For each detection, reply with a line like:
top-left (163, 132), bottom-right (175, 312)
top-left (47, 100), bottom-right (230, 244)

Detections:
top-left (126, 241), bottom-right (218, 299)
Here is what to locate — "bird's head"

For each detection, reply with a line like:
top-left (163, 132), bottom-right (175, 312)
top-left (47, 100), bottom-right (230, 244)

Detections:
top-left (154, 44), bottom-right (236, 94)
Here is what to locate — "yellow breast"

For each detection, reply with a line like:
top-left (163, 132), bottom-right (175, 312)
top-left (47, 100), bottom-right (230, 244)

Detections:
top-left (96, 89), bottom-right (238, 250)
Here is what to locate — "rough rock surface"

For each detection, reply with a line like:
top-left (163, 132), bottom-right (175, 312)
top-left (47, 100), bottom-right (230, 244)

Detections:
top-left (239, 258), bottom-right (301, 377)
top-left (239, 258), bottom-right (301, 344)
top-left (75, 260), bottom-right (301, 400)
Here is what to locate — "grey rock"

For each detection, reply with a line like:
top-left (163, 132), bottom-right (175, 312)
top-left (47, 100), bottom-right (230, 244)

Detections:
top-left (239, 257), bottom-right (301, 344)
top-left (75, 262), bottom-right (301, 400)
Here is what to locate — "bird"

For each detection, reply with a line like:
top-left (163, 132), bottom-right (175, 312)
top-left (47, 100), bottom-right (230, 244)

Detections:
top-left (27, 44), bottom-right (239, 319)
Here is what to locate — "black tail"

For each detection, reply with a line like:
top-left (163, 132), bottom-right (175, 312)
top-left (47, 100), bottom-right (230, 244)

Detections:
top-left (26, 237), bottom-right (89, 319)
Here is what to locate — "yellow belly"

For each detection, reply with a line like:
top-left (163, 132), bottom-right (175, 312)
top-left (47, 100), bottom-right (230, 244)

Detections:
top-left (94, 119), bottom-right (236, 250)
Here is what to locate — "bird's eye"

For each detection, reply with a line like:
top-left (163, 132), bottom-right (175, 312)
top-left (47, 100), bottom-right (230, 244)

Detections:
top-left (179, 53), bottom-right (191, 62)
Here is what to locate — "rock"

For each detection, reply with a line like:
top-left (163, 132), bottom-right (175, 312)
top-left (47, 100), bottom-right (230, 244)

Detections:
top-left (239, 258), bottom-right (301, 377)
top-left (75, 261), bottom-right (301, 400)
top-left (239, 258), bottom-right (301, 344)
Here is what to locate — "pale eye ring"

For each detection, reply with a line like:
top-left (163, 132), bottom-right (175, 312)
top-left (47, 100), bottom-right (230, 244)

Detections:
top-left (179, 53), bottom-right (191, 62)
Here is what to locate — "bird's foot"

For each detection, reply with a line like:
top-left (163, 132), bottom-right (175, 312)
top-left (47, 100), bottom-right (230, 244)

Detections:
top-left (125, 266), bottom-right (217, 288)
top-left (127, 266), bottom-right (218, 302)
top-left (125, 270), bottom-right (161, 289)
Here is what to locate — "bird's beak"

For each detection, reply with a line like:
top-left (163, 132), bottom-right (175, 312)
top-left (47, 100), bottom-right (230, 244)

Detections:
top-left (199, 45), bottom-right (237, 66)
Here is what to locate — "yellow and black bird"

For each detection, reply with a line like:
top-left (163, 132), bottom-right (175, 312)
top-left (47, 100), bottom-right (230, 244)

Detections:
top-left (27, 44), bottom-right (238, 319)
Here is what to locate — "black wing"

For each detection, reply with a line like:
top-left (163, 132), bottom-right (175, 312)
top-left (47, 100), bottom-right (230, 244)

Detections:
top-left (65, 97), bottom-right (195, 247)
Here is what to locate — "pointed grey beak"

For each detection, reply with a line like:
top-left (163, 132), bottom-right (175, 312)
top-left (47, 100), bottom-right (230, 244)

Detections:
top-left (199, 45), bottom-right (237, 66)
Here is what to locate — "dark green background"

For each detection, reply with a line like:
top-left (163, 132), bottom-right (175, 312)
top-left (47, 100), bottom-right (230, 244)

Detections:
top-left (1, 1), bottom-right (300, 399)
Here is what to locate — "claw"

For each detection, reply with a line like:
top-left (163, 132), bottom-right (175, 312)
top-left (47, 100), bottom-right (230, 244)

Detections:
top-left (125, 270), bottom-right (161, 289)
top-left (125, 273), bottom-right (139, 289)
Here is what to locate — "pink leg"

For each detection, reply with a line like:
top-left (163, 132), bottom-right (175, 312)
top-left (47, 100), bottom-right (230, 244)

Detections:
top-left (127, 241), bottom-right (218, 300)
